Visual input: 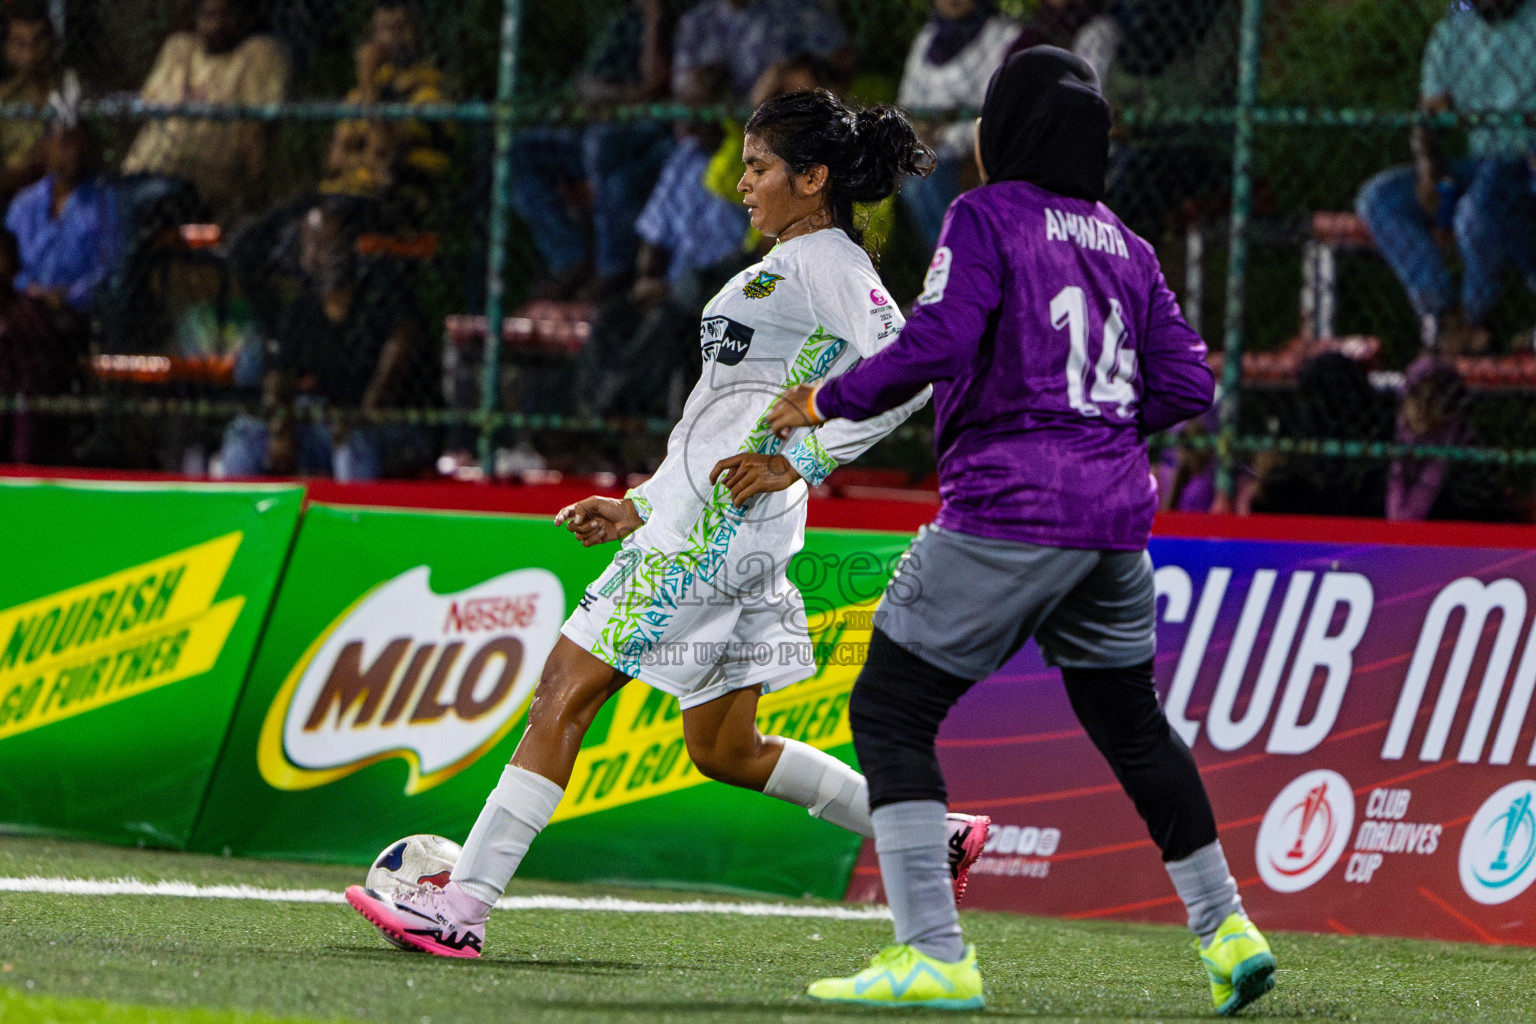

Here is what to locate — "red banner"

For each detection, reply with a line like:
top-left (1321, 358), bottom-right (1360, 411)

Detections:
top-left (848, 516), bottom-right (1536, 946)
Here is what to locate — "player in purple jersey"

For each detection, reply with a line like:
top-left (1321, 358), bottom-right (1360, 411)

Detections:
top-left (768, 49), bottom-right (1275, 1015)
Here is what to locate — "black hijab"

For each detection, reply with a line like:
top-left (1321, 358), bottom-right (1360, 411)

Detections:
top-left (977, 46), bottom-right (1110, 202)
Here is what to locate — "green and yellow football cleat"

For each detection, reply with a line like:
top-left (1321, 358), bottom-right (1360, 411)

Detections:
top-left (1197, 912), bottom-right (1275, 1016)
top-left (807, 943), bottom-right (984, 1010)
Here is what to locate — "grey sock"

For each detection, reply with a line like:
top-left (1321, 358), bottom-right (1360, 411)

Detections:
top-left (872, 800), bottom-right (965, 963)
top-left (1166, 839), bottom-right (1243, 944)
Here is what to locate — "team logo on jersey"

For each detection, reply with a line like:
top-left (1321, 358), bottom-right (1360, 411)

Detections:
top-left (1459, 781), bottom-right (1536, 905)
top-left (700, 316), bottom-right (754, 365)
top-left (1255, 769), bottom-right (1354, 893)
top-left (742, 271), bottom-right (784, 299)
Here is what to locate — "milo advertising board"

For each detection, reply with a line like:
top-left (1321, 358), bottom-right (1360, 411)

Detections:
top-left (0, 479), bottom-right (303, 847)
top-left (192, 504), bottom-right (908, 898)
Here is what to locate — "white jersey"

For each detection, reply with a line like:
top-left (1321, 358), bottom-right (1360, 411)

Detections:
top-left (565, 227), bottom-right (930, 688)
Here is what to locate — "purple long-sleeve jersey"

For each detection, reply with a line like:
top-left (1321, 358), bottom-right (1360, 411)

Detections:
top-left (815, 181), bottom-right (1215, 550)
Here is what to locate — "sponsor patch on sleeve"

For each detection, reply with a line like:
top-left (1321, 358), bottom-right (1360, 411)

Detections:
top-left (917, 247), bottom-right (952, 306)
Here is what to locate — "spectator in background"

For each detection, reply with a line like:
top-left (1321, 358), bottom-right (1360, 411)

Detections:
top-left (896, 0), bottom-right (1020, 247)
top-left (630, 132), bottom-right (750, 304)
top-left (232, 0), bottom-right (450, 337)
top-left (1247, 352), bottom-right (1389, 517)
top-left (749, 53), bottom-right (840, 109)
top-left (511, 0), bottom-right (674, 300)
top-left (702, 56), bottom-right (897, 255)
top-left (575, 77), bottom-right (752, 417)
top-left (0, 226), bottom-right (64, 463)
top-left (0, 3), bottom-right (66, 205)
top-left (671, 0), bottom-right (851, 105)
top-left (218, 201), bottom-right (429, 480)
top-left (321, 0), bottom-right (453, 225)
top-left (1156, 405), bottom-right (1218, 513)
top-left (1388, 355), bottom-right (1470, 520)
top-left (1074, 0), bottom-right (1235, 242)
top-left (6, 120), bottom-right (121, 316)
top-left (1356, 0), bottom-right (1536, 354)
top-left (1074, 0), bottom-right (1232, 102)
top-left (121, 0), bottom-right (289, 224)
top-left (1387, 355), bottom-right (1511, 521)
top-left (1010, 0), bottom-right (1105, 52)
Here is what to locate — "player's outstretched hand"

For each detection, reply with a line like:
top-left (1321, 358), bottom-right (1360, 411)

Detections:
top-left (710, 453), bottom-right (802, 506)
top-left (554, 496), bottom-right (643, 547)
top-left (767, 384), bottom-right (824, 439)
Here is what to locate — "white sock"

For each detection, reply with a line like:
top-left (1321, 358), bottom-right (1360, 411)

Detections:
top-left (449, 764), bottom-right (564, 907)
top-left (762, 738), bottom-right (873, 838)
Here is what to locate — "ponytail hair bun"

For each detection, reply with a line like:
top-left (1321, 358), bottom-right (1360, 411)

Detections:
top-left (841, 106), bottom-right (934, 203)
top-left (746, 89), bottom-right (935, 249)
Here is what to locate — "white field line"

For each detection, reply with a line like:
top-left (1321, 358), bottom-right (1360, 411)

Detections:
top-left (0, 876), bottom-right (891, 921)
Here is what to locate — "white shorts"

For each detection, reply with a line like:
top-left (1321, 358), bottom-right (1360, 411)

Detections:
top-left (561, 543), bottom-right (812, 709)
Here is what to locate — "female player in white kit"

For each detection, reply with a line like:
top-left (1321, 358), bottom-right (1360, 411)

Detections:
top-left (346, 89), bottom-right (991, 958)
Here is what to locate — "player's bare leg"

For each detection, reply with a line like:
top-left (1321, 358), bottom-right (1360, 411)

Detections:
top-left (680, 685), bottom-right (783, 790)
top-left (510, 636), bottom-right (631, 787)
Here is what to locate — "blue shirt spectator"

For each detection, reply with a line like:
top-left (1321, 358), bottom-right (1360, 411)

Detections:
top-left (1355, 0), bottom-right (1536, 351)
top-left (1421, 0), bottom-right (1536, 158)
top-left (672, 0), bottom-right (850, 102)
top-left (635, 137), bottom-right (750, 285)
top-left (510, 0), bottom-right (674, 293)
top-left (5, 124), bottom-right (120, 313)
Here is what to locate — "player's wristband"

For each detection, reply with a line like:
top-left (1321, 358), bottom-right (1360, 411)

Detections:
top-left (809, 383), bottom-right (829, 424)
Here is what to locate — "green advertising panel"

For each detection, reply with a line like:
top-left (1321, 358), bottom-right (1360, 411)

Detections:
top-left (191, 504), bottom-right (910, 898)
top-left (0, 479), bottom-right (303, 848)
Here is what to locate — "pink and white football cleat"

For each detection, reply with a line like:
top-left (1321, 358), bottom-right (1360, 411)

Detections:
top-left (945, 813), bottom-right (991, 904)
top-left (345, 882), bottom-right (485, 958)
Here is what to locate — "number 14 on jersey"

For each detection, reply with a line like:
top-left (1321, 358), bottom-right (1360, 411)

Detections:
top-left (1050, 285), bottom-right (1137, 419)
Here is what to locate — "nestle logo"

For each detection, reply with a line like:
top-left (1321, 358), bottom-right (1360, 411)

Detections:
top-left (260, 566), bottom-right (565, 795)
top-left (444, 595), bottom-right (539, 634)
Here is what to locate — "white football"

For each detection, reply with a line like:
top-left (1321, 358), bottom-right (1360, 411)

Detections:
top-left (365, 833), bottom-right (461, 898)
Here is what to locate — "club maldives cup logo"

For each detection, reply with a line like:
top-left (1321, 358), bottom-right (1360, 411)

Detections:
top-left (257, 566), bottom-right (563, 794)
top-left (1459, 780), bottom-right (1536, 905)
top-left (1256, 770), bottom-right (1355, 893)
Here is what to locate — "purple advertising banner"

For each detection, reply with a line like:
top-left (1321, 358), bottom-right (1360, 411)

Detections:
top-left (847, 516), bottom-right (1536, 946)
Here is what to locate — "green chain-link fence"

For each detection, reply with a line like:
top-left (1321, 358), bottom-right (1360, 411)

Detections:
top-left (1220, 0), bottom-right (1536, 521)
top-left (0, 0), bottom-right (1531, 520)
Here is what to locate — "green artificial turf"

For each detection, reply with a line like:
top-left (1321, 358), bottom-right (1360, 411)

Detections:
top-left (0, 987), bottom-right (329, 1024)
top-left (0, 835), bottom-right (1531, 1024)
